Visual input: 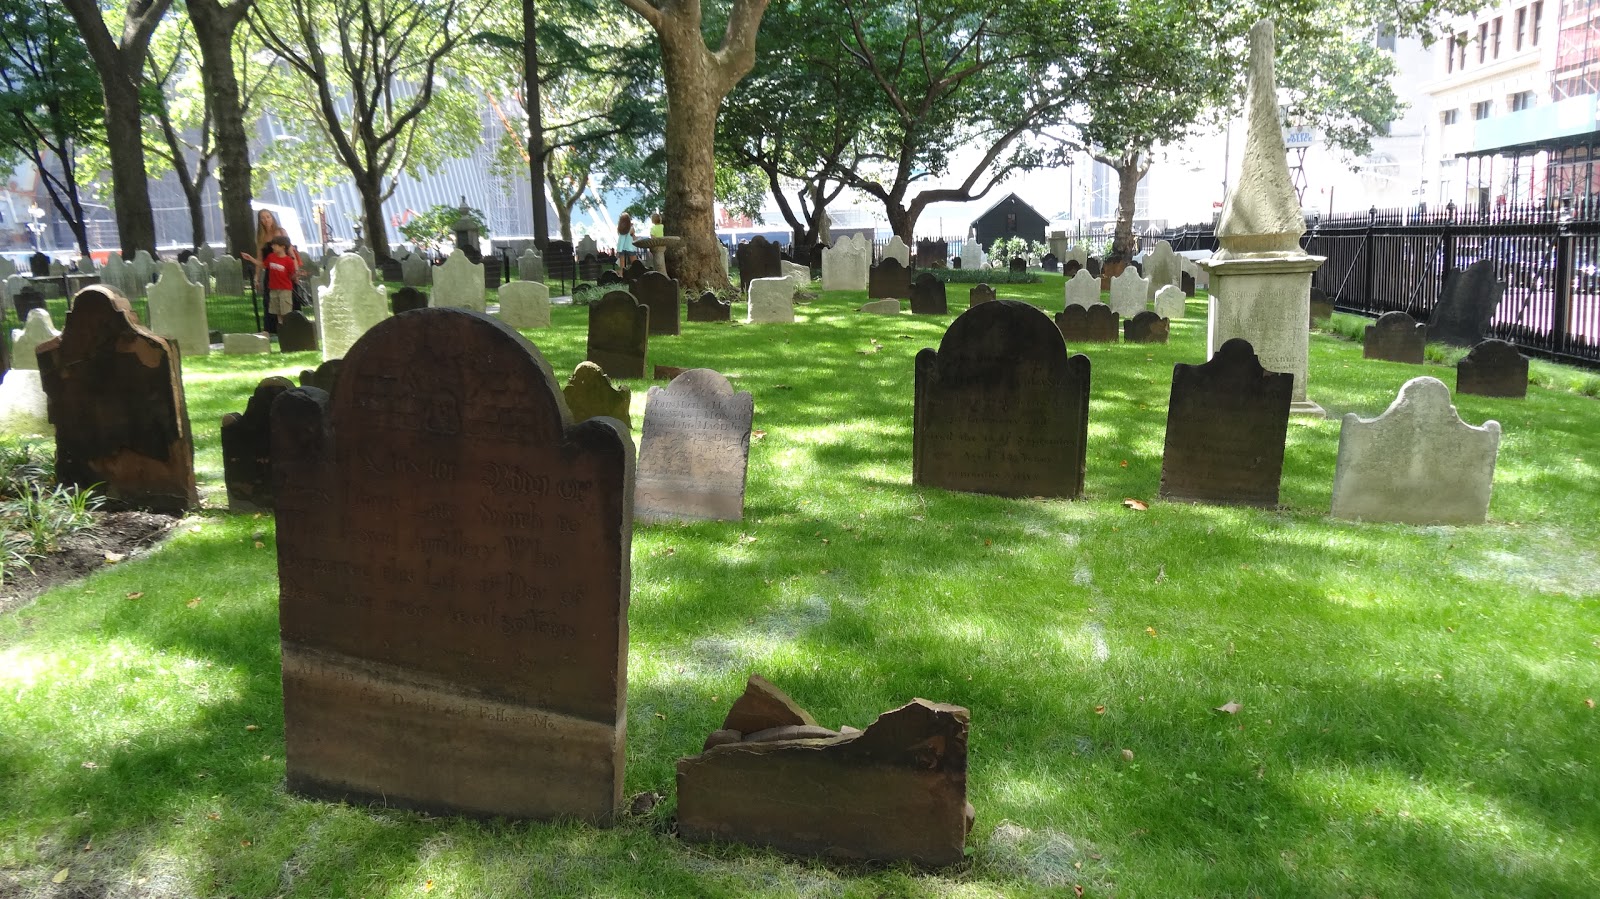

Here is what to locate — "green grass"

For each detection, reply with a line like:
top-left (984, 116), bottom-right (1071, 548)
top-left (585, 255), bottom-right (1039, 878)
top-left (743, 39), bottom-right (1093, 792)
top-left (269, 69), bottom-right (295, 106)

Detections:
top-left (2, 274), bottom-right (1598, 897)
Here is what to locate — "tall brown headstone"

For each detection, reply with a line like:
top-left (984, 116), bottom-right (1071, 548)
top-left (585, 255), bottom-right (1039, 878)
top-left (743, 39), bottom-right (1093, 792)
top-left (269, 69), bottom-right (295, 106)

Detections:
top-left (635, 369), bottom-right (754, 523)
top-left (1456, 338), bottom-right (1529, 398)
top-left (633, 271), bottom-right (681, 336)
top-left (1159, 337), bottom-right (1291, 507)
top-left (908, 272), bottom-right (948, 314)
top-left (968, 283), bottom-right (996, 306)
top-left (1364, 311), bottom-right (1426, 364)
top-left (737, 236), bottom-right (782, 294)
top-left (1055, 304), bottom-right (1119, 343)
top-left (270, 308), bottom-right (634, 823)
top-left (36, 286), bottom-right (197, 513)
top-left (914, 301), bottom-right (1090, 498)
top-left (687, 290), bottom-right (731, 322)
top-left (868, 259), bottom-right (911, 299)
top-left (221, 376), bottom-right (294, 512)
top-left (586, 291), bottom-right (649, 379)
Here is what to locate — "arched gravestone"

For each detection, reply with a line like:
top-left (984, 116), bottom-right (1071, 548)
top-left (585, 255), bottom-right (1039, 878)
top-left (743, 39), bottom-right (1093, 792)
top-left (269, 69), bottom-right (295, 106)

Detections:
top-left (1055, 304), bottom-right (1119, 343)
top-left (1143, 240), bottom-right (1181, 300)
top-left (1008, 257), bottom-right (1026, 274)
top-left (277, 311), bottom-right (319, 353)
top-left (148, 262), bottom-right (210, 357)
top-left (378, 256), bottom-right (403, 283)
top-left (1308, 286), bottom-right (1333, 323)
top-left (1098, 254), bottom-right (1129, 290)
top-left (597, 270), bottom-right (623, 287)
top-left (1063, 259), bottom-right (1082, 278)
top-left (221, 376), bottom-right (295, 512)
top-left (402, 253), bottom-right (432, 287)
top-left (687, 290), bottom-right (731, 322)
top-left (545, 240), bottom-right (576, 283)
top-left (916, 238), bottom-right (948, 269)
top-left (914, 300), bottom-right (1091, 499)
top-left (318, 255), bottom-right (390, 362)
top-left (299, 359), bottom-right (342, 397)
top-left (498, 281), bottom-right (551, 329)
top-left (1124, 310), bottom-right (1170, 344)
top-left (1363, 311), bottom-right (1426, 364)
top-left (634, 271), bottom-right (681, 336)
top-left (13, 287), bottom-right (46, 320)
top-left (586, 290), bottom-right (649, 379)
top-left (1159, 338), bottom-right (1291, 508)
top-left (968, 283), bottom-right (996, 306)
top-left (635, 369), bottom-right (754, 523)
top-left (431, 249), bottom-right (486, 312)
top-left (909, 272), bottom-right (948, 314)
top-left (270, 308), bottom-right (634, 823)
top-left (578, 254), bottom-right (604, 282)
top-left (564, 361), bottom-right (632, 431)
top-left (736, 236), bottom-right (782, 294)
top-left (1041, 253), bottom-right (1059, 273)
top-left (625, 260), bottom-right (649, 283)
top-left (868, 258), bottom-right (911, 299)
top-left (1063, 269), bottom-right (1099, 310)
top-left (36, 286), bottom-right (197, 513)
top-left (1456, 338), bottom-right (1528, 398)
top-left (11, 307), bottom-right (60, 370)
top-left (1429, 260), bottom-right (1503, 346)
top-left (28, 251), bottom-right (49, 276)
top-left (1085, 256), bottom-right (1102, 278)
top-left (391, 286), bottom-right (428, 314)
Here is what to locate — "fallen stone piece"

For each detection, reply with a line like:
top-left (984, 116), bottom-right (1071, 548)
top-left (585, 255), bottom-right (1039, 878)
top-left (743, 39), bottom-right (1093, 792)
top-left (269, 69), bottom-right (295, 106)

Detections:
top-left (721, 674), bottom-right (816, 734)
top-left (223, 333), bottom-right (270, 354)
top-left (859, 299), bottom-right (901, 315)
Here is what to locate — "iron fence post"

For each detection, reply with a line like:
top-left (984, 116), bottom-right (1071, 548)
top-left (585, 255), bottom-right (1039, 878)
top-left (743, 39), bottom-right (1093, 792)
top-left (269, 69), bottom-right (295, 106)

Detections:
top-left (1555, 200), bottom-right (1574, 355)
top-left (1442, 202), bottom-right (1456, 278)
top-left (1364, 206), bottom-right (1377, 307)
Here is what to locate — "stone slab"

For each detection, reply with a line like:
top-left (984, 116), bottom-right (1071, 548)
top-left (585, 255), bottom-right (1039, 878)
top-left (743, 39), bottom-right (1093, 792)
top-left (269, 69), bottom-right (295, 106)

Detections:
top-left (586, 291), bottom-right (649, 379)
top-left (1124, 311), bottom-right (1170, 344)
top-left (223, 333), bottom-right (270, 354)
top-left (747, 277), bottom-right (796, 324)
top-left (277, 311), bottom-right (319, 353)
top-left (968, 284), bottom-right (995, 306)
top-left (859, 299), bottom-right (902, 315)
top-left (564, 361), bottom-right (632, 431)
top-left (498, 280), bottom-right (552, 329)
top-left (1429, 260), bottom-right (1503, 346)
top-left (868, 259), bottom-right (910, 300)
top-left (634, 271), bottom-right (680, 336)
top-left (148, 262), bottom-right (210, 357)
top-left (1055, 304), bottom-right (1119, 343)
top-left (10, 307), bottom-right (60, 370)
top-left (1364, 311), bottom-right (1426, 364)
top-left (687, 291), bottom-right (731, 322)
top-left (1456, 339), bottom-right (1528, 398)
top-left (909, 272), bottom-right (947, 314)
top-left (634, 368), bottom-right (753, 523)
top-left (1159, 337), bottom-right (1291, 508)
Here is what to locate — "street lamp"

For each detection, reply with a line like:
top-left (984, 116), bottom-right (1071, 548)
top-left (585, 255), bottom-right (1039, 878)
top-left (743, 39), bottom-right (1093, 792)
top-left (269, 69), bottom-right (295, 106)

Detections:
top-left (26, 203), bottom-right (46, 250)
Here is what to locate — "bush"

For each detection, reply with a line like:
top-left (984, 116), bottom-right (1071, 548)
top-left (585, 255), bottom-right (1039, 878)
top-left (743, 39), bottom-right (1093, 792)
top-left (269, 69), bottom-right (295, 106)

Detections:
top-left (933, 268), bottom-right (1039, 284)
top-left (0, 443), bottom-right (103, 582)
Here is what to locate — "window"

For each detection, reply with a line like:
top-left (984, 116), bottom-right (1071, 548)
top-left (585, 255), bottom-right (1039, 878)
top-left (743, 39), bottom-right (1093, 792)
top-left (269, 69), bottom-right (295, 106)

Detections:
top-left (1533, 1), bottom-right (1543, 45)
top-left (1457, 31), bottom-right (1469, 68)
top-left (1510, 91), bottom-right (1536, 111)
top-left (1479, 23), bottom-right (1489, 62)
top-left (1473, 100), bottom-right (1494, 120)
top-left (1516, 7), bottom-right (1527, 49)
top-left (1493, 17), bottom-right (1502, 58)
top-left (1442, 109), bottom-right (1459, 125)
top-left (1447, 35), bottom-right (1457, 72)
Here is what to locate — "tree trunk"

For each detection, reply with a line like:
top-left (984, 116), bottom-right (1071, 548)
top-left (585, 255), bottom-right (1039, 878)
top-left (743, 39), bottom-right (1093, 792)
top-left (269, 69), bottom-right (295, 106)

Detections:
top-left (522, 0), bottom-right (549, 248)
top-left (356, 168), bottom-right (390, 260)
top-left (1113, 157), bottom-right (1141, 256)
top-left (189, 0), bottom-right (256, 258)
top-left (101, 65), bottom-right (160, 257)
top-left (183, 178), bottom-right (207, 250)
top-left (657, 26), bottom-right (731, 290)
top-left (887, 205), bottom-right (914, 244)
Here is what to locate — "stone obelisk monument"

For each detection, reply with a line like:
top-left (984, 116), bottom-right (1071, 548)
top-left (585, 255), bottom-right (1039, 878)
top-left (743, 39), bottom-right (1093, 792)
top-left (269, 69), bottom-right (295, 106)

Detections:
top-left (1204, 19), bottom-right (1325, 416)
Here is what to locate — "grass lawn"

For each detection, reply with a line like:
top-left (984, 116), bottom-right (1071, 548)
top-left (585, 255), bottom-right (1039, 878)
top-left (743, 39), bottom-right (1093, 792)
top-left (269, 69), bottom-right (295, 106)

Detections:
top-left (2, 273), bottom-right (1598, 897)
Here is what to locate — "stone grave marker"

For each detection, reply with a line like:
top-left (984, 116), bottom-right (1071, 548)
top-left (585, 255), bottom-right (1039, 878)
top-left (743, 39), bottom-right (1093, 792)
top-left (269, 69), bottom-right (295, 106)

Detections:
top-left (575, 235), bottom-right (599, 259)
top-left (11, 307), bottom-right (60, 370)
top-left (1457, 339), bottom-right (1529, 398)
top-left (916, 239), bottom-right (948, 269)
top-left (391, 286), bottom-right (428, 314)
top-left (653, 365), bottom-right (690, 381)
top-left (969, 283), bottom-right (996, 306)
top-left (587, 290), bottom-right (649, 378)
top-left (598, 270), bottom-right (623, 287)
top-left (221, 376), bottom-right (294, 512)
top-left (0, 368), bottom-right (50, 435)
top-left (1086, 256), bottom-right (1102, 278)
top-left (224, 333), bottom-right (269, 354)
top-left (1063, 259), bottom-right (1082, 278)
top-left (1309, 286), bottom-right (1333, 323)
top-left (148, 261), bottom-right (210, 357)
top-left (299, 359), bottom-right (342, 396)
top-left (1363, 311), bottom-right (1426, 364)
top-left (1108, 268), bottom-right (1149, 319)
top-left (5, 274), bottom-right (29, 309)
top-left (1429, 260), bottom-right (1503, 346)
top-left (431, 249), bottom-right (486, 312)
top-left (270, 308), bottom-right (633, 823)
top-left (377, 256), bottom-right (402, 283)
top-left (634, 271), bottom-right (680, 336)
top-left (277, 310), bottom-right (318, 352)
top-left (401, 253), bottom-right (432, 287)
top-left (1124, 311), bottom-right (1170, 344)
top-left (564, 361), bottom-right (632, 430)
top-left (1064, 269), bottom-right (1099, 309)
top-left (859, 299), bottom-right (901, 315)
top-left (821, 234), bottom-right (870, 291)
top-left (687, 291), bottom-right (731, 322)
top-left (634, 369), bottom-right (753, 523)
top-left (318, 254), bottom-right (389, 361)
top-left (1330, 376), bottom-right (1501, 524)
top-left (14, 287), bottom-right (46, 320)
top-left (487, 253), bottom-right (508, 288)
top-left (1041, 253), bottom-right (1059, 273)
top-left (0, 256), bottom-right (14, 276)
top-left (909, 272), bottom-right (948, 314)
top-left (211, 255), bottom-right (244, 296)
top-left (1099, 255), bottom-right (1130, 290)
top-left (1144, 240), bottom-right (1181, 299)
top-left (182, 256), bottom-right (209, 290)
top-left (625, 260), bottom-right (649, 283)
top-left (197, 244), bottom-right (215, 264)
top-left (959, 240), bottom-right (983, 271)
top-left (352, 243), bottom-right (375, 273)
top-left (882, 236), bottom-right (911, 267)
top-left (498, 281), bottom-right (552, 329)
top-left (1159, 338), bottom-right (1291, 507)
top-left (914, 300), bottom-right (1090, 498)
top-left (132, 250), bottom-right (157, 291)
top-left (517, 249), bottom-right (544, 283)
top-left (747, 277), bottom-right (796, 323)
top-left (737, 236), bottom-right (782, 294)
top-left (545, 240), bottom-right (576, 283)
top-left (578, 254), bottom-right (604, 282)
top-left (1055, 304), bottom-right (1119, 343)
top-left (781, 260), bottom-right (810, 289)
top-left (209, 328), bottom-right (224, 345)
top-left (28, 251), bottom-right (48, 276)
top-left (36, 287), bottom-right (197, 512)
top-left (1181, 270), bottom-right (1196, 297)
top-left (1007, 256), bottom-right (1026, 274)
top-left (868, 259), bottom-right (911, 299)
top-left (1153, 284), bottom-right (1187, 319)
top-left (1064, 247), bottom-right (1087, 269)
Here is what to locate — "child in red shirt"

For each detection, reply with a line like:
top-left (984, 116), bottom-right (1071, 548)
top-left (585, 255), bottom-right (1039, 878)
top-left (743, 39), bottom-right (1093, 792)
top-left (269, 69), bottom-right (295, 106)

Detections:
top-left (263, 235), bottom-right (299, 318)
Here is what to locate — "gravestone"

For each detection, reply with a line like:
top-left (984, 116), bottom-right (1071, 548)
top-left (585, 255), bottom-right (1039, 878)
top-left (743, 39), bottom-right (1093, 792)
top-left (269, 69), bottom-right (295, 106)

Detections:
top-left (1108, 268), bottom-right (1149, 319)
top-left (882, 236), bottom-right (911, 267)
top-left (517, 249), bottom-right (544, 283)
top-left (859, 300), bottom-right (902, 315)
top-left (211, 255), bottom-right (244, 296)
top-left (1086, 257), bottom-right (1102, 278)
top-left (1429, 260), bottom-right (1503, 346)
top-left (1063, 247), bottom-right (1087, 269)
top-left (1309, 286), bottom-right (1333, 323)
top-left (132, 250), bottom-right (158, 292)
top-left (197, 244), bottom-right (215, 264)
top-left (781, 260), bottom-right (811, 289)
top-left (1124, 311), bottom-right (1170, 344)
top-left (223, 333), bottom-right (270, 354)
top-left (1181, 270), bottom-right (1196, 297)
top-left (391, 286), bottom-right (428, 314)
top-left (1063, 269), bottom-right (1099, 309)
top-left (634, 271), bottom-right (681, 336)
top-left (1062, 259), bottom-right (1082, 278)
top-left (483, 255), bottom-right (504, 290)
top-left (576, 235), bottom-right (600, 260)
top-left (1007, 257), bottom-right (1026, 274)
top-left (587, 291), bottom-right (649, 378)
top-left (401, 253), bottom-right (432, 287)
top-left (737, 236), bottom-right (782, 294)
top-left (352, 243), bottom-right (375, 273)
top-left (968, 284), bottom-right (996, 306)
top-left (653, 365), bottom-right (690, 381)
top-left (148, 261), bottom-right (210, 357)
top-left (1153, 284), bottom-right (1187, 320)
top-left (578, 254), bottom-right (604, 283)
top-left (868, 259), bottom-right (911, 299)
top-left (1041, 253), bottom-right (1059, 273)
top-left (625, 260), bottom-right (649, 283)
top-left (914, 300), bottom-right (1090, 498)
top-left (635, 369), bottom-right (754, 523)
top-left (498, 281), bottom-right (552, 329)
top-left (564, 361), bottom-right (631, 430)
top-left (821, 234), bottom-right (870, 291)
top-left (182, 256), bottom-right (209, 290)
top-left (1159, 338), bottom-right (1291, 508)
top-left (277, 310), bottom-right (319, 352)
top-left (0, 370), bottom-right (50, 435)
top-left (209, 329), bottom-right (223, 346)
top-left (5, 275), bottom-right (30, 311)
top-left (11, 307), bottom-right (60, 370)
top-left (1330, 376), bottom-right (1501, 524)
top-left (318, 254), bottom-right (390, 362)
top-left (28, 251), bottom-right (49, 276)
top-left (545, 240), bottom-right (576, 283)
top-left (909, 272), bottom-right (948, 314)
top-left (299, 359), bottom-right (342, 396)
top-left (1363, 311), bottom-right (1426, 364)
top-left (916, 239), bottom-right (948, 269)
top-left (1457, 339), bottom-right (1529, 398)
top-left (36, 287), bottom-right (197, 513)
top-left (431, 249), bottom-right (486, 312)
top-left (13, 287), bottom-right (46, 320)
top-left (959, 240), bottom-right (983, 271)
top-left (1055, 304), bottom-right (1119, 343)
top-left (597, 271), bottom-right (623, 287)
top-left (0, 256), bottom-right (15, 276)
top-left (747, 277), bottom-right (796, 324)
top-left (1144, 240), bottom-right (1181, 300)
top-left (221, 376), bottom-right (294, 512)
top-left (1099, 255), bottom-right (1129, 290)
top-left (271, 308), bottom-right (633, 823)
top-left (687, 291), bottom-right (731, 322)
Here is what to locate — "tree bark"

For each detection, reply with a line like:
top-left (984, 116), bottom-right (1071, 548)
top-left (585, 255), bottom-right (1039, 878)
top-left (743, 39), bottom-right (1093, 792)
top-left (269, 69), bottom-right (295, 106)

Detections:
top-left (356, 168), bottom-right (389, 260)
top-left (522, 0), bottom-right (549, 248)
top-left (188, 0), bottom-right (256, 257)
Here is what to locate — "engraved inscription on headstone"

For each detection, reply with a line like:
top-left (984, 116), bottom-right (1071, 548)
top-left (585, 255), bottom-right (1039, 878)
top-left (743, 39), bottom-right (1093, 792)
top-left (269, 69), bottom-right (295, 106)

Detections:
top-left (1456, 338), bottom-right (1528, 398)
top-left (586, 291), bottom-right (649, 379)
top-left (909, 272), bottom-right (948, 314)
top-left (635, 369), bottom-right (754, 523)
top-left (221, 376), bottom-right (294, 512)
top-left (1364, 311), bottom-right (1426, 364)
top-left (1159, 338), bottom-right (1291, 508)
top-left (1055, 304), bottom-right (1119, 343)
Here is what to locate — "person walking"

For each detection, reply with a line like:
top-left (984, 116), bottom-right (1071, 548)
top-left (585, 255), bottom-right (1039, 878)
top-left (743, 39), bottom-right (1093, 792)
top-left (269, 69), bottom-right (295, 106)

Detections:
top-left (616, 213), bottom-right (638, 272)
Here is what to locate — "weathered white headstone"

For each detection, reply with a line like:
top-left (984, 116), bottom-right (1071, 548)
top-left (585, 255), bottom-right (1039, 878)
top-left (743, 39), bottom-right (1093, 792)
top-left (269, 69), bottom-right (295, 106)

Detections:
top-left (859, 299), bottom-right (902, 315)
top-left (353, 243), bottom-right (375, 273)
top-left (0, 257), bottom-right (15, 277)
top-left (1154, 284), bottom-right (1187, 319)
top-left (147, 261), bottom-right (210, 356)
top-left (183, 256), bottom-right (209, 290)
top-left (1144, 241), bottom-right (1181, 300)
top-left (132, 250), bottom-right (158, 293)
top-left (497, 280), bottom-right (551, 329)
top-left (634, 368), bottom-right (754, 523)
top-left (959, 240), bottom-right (984, 271)
top-left (430, 249), bottom-right (486, 312)
top-left (822, 234), bottom-right (869, 292)
top-left (4, 274), bottom-right (29, 306)
top-left (0, 370), bottom-right (51, 435)
top-left (882, 236), bottom-right (910, 267)
top-left (223, 333), bottom-right (270, 354)
top-left (747, 277), bottom-right (796, 323)
top-left (210, 255), bottom-right (244, 296)
top-left (576, 235), bottom-right (599, 260)
top-left (318, 254), bottom-right (390, 361)
top-left (518, 249), bottom-right (544, 282)
top-left (99, 256), bottom-right (138, 300)
top-left (1330, 377), bottom-right (1501, 525)
top-left (1108, 269), bottom-right (1149, 318)
top-left (782, 260), bottom-right (810, 288)
top-left (1064, 247), bottom-right (1088, 269)
top-left (401, 253), bottom-right (432, 287)
top-left (1064, 270), bottom-right (1100, 310)
top-left (197, 244), bottom-right (216, 264)
top-left (11, 308), bottom-right (60, 370)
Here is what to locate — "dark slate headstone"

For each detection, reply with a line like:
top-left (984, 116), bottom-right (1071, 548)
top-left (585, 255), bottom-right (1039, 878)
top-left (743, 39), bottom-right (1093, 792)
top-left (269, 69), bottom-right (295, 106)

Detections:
top-left (737, 236), bottom-right (783, 294)
top-left (1429, 260), bottom-right (1503, 346)
top-left (625, 260), bottom-right (649, 283)
top-left (1181, 270), bottom-right (1196, 298)
top-left (13, 287), bottom-right (46, 320)
top-left (951, 256), bottom-right (962, 270)
top-left (221, 376), bottom-right (294, 512)
top-left (578, 254), bottom-right (603, 282)
top-left (483, 256), bottom-right (503, 290)
top-left (1063, 259), bottom-right (1082, 278)
top-left (1364, 311), bottom-right (1426, 364)
top-left (208, 329), bottom-right (223, 346)
top-left (914, 300), bottom-right (1090, 499)
top-left (634, 271), bottom-right (681, 336)
top-left (1309, 286), bottom-right (1333, 323)
top-left (1086, 257), bottom-right (1102, 278)
top-left (391, 286), bottom-right (428, 314)
top-left (969, 283), bottom-right (996, 306)
top-left (545, 240), bottom-right (576, 282)
top-left (1456, 338), bottom-right (1528, 398)
top-left (28, 252), bottom-right (49, 277)
top-left (277, 310), bottom-right (318, 352)
top-left (1041, 253), bottom-right (1059, 273)
top-left (299, 359), bottom-right (342, 397)
top-left (1124, 311), bottom-right (1170, 344)
top-left (909, 272), bottom-right (948, 315)
top-left (270, 307), bottom-right (632, 824)
top-left (1008, 257), bottom-right (1026, 274)
top-left (868, 259), bottom-right (911, 299)
top-left (1055, 304), bottom-right (1119, 343)
top-left (586, 290), bottom-right (649, 379)
top-left (1158, 337), bottom-right (1291, 508)
top-left (687, 290), bottom-right (732, 323)
top-left (635, 368), bottom-right (754, 523)
top-left (916, 239), bottom-right (948, 269)
top-left (379, 257), bottom-right (403, 283)
top-left (36, 286), bottom-right (197, 513)
top-left (597, 271), bottom-right (623, 287)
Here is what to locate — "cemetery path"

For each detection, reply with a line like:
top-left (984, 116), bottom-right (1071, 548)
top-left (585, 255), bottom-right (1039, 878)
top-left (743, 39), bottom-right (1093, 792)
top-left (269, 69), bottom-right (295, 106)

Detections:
top-left (0, 512), bottom-right (176, 616)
